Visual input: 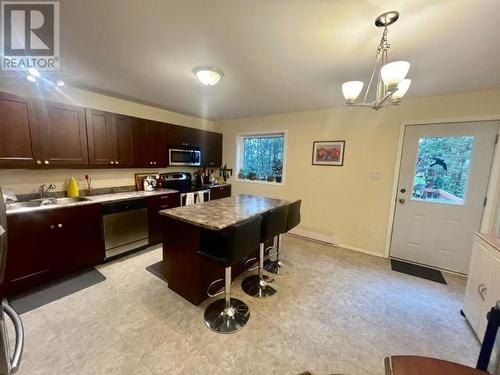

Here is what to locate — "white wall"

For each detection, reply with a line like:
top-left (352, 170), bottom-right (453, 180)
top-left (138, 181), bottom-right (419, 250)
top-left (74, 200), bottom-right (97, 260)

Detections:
top-left (0, 81), bottom-right (214, 195)
top-left (216, 89), bottom-right (500, 256)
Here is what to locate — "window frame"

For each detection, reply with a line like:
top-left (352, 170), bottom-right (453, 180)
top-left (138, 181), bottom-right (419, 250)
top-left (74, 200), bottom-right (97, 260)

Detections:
top-left (235, 129), bottom-right (288, 186)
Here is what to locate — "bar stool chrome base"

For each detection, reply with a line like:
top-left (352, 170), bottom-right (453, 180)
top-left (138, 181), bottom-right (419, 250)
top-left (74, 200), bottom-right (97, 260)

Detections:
top-left (204, 298), bottom-right (250, 334)
top-left (241, 274), bottom-right (277, 298)
top-left (264, 259), bottom-right (292, 275)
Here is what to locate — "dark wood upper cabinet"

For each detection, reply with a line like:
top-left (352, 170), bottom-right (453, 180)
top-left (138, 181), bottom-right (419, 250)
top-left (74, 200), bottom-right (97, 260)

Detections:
top-left (0, 92), bottom-right (42, 167)
top-left (34, 100), bottom-right (88, 166)
top-left (86, 109), bottom-right (135, 167)
top-left (201, 131), bottom-right (223, 167)
top-left (133, 119), bottom-right (166, 167)
top-left (112, 114), bottom-right (135, 167)
top-left (0, 91), bottom-right (222, 170)
top-left (86, 108), bottom-right (113, 166)
top-left (165, 124), bottom-right (201, 148)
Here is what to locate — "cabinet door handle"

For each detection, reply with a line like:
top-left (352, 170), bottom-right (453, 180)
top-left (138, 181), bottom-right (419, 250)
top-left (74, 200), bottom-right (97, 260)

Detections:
top-left (58, 223), bottom-right (63, 228)
top-left (160, 195), bottom-right (170, 199)
top-left (159, 204), bottom-right (169, 209)
top-left (481, 286), bottom-right (487, 301)
top-left (110, 161), bottom-right (115, 165)
top-left (36, 160), bottom-right (42, 165)
top-left (116, 161), bottom-right (119, 165)
top-left (478, 284), bottom-right (487, 301)
top-left (50, 224), bottom-right (55, 229)
top-left (44, 160), bottom-right (49, 165)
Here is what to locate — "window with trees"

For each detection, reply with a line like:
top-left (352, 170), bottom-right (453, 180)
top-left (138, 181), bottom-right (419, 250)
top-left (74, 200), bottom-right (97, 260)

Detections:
top-left (411, 136), bottom-right (475, 205)
top-left (236, 132), bottom-right (286, 184)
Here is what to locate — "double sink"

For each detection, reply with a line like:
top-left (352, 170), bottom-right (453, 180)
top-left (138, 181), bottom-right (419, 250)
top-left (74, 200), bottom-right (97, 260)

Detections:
top-left (6, 197), bottom-right (90, 210)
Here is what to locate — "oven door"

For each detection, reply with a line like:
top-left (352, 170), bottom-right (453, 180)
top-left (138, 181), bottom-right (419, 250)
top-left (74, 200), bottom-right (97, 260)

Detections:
top-left (169, 149), bottom-right (201, 166)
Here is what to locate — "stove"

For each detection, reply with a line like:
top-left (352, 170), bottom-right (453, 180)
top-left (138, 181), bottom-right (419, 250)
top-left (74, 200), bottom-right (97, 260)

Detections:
top-left (159, 172), bottom-right (210, 205)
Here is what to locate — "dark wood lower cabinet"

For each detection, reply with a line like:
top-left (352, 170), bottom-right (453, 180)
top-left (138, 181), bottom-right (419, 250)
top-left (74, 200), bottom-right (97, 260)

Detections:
top-left (147, 192), bottom-right (180, 245)
top-left (49, 205), bottom-right (105, 276)
top-left (4, 204), bottom-right (104, 295)
top-left (210, 185), bottom-right (231, 200)
top-left (4, 211), bottom-right (52, 294)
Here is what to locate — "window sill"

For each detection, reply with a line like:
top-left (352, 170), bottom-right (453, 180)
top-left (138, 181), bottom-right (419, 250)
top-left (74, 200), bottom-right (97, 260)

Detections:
top-left (235, 178), bottom-right (286, 187)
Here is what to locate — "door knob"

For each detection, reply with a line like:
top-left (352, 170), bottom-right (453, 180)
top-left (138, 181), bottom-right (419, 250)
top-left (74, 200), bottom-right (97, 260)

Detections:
top-left (400, 188), bottom-right (406, 193)
top-left (398, 198), bottom-right (406, 204)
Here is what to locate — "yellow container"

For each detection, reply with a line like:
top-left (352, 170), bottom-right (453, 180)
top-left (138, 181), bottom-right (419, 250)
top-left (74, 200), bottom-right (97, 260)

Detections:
top-left (67, 177), bottom-right (80, 197)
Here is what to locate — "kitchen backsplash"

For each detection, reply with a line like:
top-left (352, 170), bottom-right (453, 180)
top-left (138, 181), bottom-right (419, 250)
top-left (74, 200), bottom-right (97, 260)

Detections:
top-left (0, 167), bottom-right (213, 195)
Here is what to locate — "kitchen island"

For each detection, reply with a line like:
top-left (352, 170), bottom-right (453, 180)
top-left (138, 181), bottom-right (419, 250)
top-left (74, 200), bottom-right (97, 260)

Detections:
top-left (158, 194), bottom-right (289, 305)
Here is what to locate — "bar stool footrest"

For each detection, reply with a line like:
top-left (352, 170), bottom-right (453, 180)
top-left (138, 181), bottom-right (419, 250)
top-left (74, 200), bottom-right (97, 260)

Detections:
top-left (241, 274), bottom-right (277, 298)
top-left (264, 259), bottom-right (293, 275)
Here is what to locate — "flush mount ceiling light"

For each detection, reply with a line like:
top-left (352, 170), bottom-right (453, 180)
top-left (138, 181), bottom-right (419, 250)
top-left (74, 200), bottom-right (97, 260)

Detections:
top-left (193, 66), bottom-right (223, 86)
top-left (341, 11), bottom-right (411, 110)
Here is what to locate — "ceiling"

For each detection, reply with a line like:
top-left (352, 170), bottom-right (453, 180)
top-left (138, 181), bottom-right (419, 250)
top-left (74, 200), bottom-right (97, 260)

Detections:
top-left (3, 0), bottom-right (500, 120)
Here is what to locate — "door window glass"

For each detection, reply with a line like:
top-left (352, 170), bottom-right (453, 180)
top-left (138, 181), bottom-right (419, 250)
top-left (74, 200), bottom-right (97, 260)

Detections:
top-left (411, 136), bottom-right (474, 205)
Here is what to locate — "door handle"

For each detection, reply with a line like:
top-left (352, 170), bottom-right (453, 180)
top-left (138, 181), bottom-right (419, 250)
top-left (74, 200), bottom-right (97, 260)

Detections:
top-left (2, 302), bottom-right (24, 372)
top-left (398, 198), bottom-right (406, 204)
top-left (400, 188), bottom-right (406, 193)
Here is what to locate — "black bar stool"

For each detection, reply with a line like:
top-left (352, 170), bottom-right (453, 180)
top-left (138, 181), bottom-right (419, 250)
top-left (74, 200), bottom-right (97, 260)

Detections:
top-left (197, 215), bottom-right (262, 334)
top-left (241, 205), bottom-right (288, 298)
top-left (264, 200), bottom-right (301, 275)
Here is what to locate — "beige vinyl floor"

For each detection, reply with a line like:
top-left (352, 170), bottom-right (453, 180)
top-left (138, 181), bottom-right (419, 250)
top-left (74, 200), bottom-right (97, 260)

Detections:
top-left (9, 235), bottom-right (481, 375)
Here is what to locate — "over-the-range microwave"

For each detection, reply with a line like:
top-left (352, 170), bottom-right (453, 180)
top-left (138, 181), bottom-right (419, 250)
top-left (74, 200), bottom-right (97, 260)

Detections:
top-left (168, 147), bottom-right (201, 166)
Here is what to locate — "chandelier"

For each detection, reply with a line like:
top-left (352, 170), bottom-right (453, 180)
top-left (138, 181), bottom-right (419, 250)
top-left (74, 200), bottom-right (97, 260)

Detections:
top-left (342, 11), bottom-right (411, 110)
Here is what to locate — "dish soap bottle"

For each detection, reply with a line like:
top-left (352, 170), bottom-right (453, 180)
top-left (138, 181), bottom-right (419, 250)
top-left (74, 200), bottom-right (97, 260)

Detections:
top-left (67, 177), bottom-right (80, 197)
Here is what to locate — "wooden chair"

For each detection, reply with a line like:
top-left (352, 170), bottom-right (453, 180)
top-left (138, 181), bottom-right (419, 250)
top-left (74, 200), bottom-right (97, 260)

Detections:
top-left (386, 302), bottom-right (500, 375)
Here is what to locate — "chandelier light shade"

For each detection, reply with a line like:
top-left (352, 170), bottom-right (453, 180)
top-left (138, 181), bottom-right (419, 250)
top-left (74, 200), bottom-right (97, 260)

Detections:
top-left (342, 81), bottom-right (364, 102)
top-left (380, 61), bottom-right (410, 90)
top-left (340, 11), bottom-right (411, 110)
top-left (391, 79), bottom-right (412, 103)
top-left (193, 66), bottom-right (224, 86)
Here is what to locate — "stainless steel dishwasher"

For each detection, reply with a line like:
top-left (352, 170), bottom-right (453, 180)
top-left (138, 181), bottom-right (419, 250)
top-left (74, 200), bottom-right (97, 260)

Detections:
top-left (102, 199), bottom-right (149, 259)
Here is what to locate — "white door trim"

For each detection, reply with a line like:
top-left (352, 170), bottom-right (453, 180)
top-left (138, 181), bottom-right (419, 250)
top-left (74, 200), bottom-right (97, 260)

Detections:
top-left (384, 115), bottom-right (500, 259)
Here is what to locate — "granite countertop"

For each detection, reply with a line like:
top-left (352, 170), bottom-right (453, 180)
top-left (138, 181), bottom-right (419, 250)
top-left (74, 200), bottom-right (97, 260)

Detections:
top-left (6, 188), bottom-right (179, 215)
top-left (160, 194), bottom-right (289, 231)
top-left (476, 232), bottom-right (500, 253)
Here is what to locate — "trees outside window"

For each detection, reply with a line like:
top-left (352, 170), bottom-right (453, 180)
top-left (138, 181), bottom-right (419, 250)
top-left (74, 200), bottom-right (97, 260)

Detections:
top-left (412, 136), bottom-right (474, 204)
top-left (237, 133), bottom-right (285, 183)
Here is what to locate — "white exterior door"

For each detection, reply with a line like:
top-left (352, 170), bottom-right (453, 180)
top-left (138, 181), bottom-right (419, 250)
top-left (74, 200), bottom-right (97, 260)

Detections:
top-left (390, 121), bottom-right (498, 274)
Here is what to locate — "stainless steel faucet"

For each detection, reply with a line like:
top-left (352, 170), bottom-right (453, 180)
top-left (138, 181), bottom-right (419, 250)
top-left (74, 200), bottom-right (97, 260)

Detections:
top-left (39, 184), bottom-right (56, 199)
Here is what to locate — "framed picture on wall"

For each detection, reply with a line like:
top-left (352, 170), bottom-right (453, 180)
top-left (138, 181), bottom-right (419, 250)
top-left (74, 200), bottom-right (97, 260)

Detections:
top-left (312, 140), bottom-right (345, 166)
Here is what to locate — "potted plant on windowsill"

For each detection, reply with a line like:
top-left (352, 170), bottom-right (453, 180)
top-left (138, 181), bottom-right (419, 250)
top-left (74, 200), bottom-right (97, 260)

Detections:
top-left (272, 160), bottom-right (283, 183)
top-left (238, 169), bottom-right (247, 179)
top-left (248, 170), bottom-right (257, 180)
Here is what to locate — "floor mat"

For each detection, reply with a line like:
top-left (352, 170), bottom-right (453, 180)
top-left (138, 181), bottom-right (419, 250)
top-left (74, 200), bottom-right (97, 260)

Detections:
top-left (9, 268), bottom-right (106, 314)
top-left (146, 261), bottom-right (168, 283)
top-left (390, 259), bottom-right (447, 285)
